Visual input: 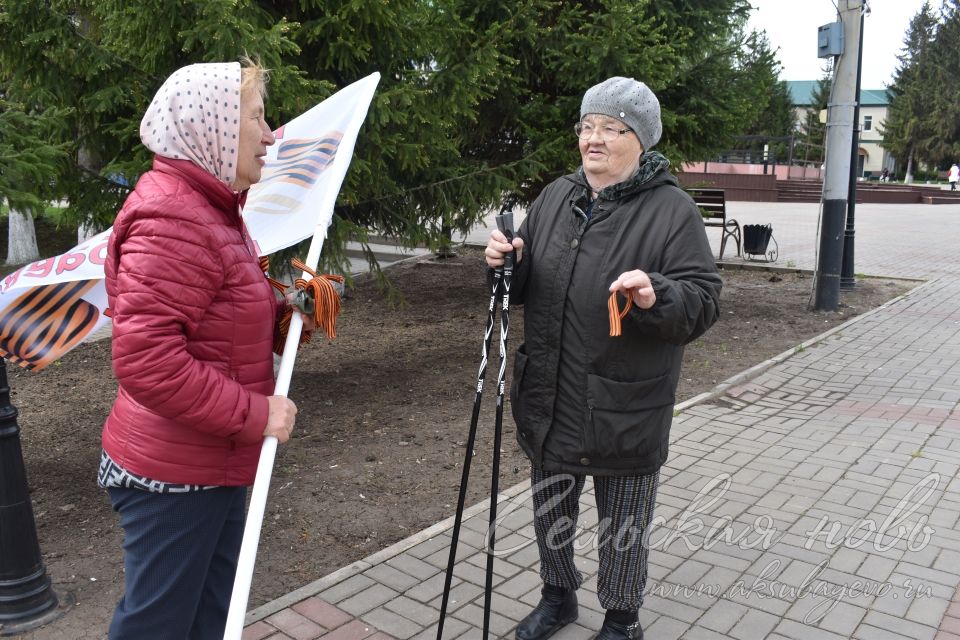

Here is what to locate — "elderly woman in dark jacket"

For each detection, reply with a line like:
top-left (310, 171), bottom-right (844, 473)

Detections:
top-left (486, 77), bottom-right (721, 640)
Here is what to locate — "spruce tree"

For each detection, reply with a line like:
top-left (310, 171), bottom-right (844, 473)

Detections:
top-left (739, 34), bottom-right (796, 164)
top-left (0, 97), bottom-right (67, 214)
top-left (920, 0), bottom-right (960, 166)
top-left (0, 89), bottom-right (69, 264)
top-left (882, 2), bottom-right (939, 182)
top-left (0, 0), bottom-right (301, 231)
top-left (2, 0), bottom-right (794, 269)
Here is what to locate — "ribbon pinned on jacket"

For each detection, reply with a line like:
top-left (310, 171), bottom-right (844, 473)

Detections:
top-left (607, 290), bottom-right (632, 337)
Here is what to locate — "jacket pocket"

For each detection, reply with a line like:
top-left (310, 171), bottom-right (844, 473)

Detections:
top-left (510, 344), bottom-right (530, 436)
top-left (585, 372), bottom-right (675, 459)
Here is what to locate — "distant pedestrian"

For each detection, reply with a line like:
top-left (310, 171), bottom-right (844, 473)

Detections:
top-left (880, 168), bottom-right (890, 182)
top-left (949, 163), bottom-right (959, 191)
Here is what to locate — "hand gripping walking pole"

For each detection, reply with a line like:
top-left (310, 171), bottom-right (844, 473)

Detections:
top-left (436, 200), bottom-right (515, 640)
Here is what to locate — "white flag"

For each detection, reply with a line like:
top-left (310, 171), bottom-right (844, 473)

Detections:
top-left (0, 72), bottom-right (380, 371)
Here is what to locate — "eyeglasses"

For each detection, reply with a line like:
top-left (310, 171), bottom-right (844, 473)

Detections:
top-left (575, 121), bottom-right (633, 142)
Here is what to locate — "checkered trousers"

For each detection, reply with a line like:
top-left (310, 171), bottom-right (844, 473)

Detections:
top-left (530, 468), bottom-right (659, 611)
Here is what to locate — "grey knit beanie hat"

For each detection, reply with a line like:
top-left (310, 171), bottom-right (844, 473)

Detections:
top-left (580, 76), bottom-right (662, 150)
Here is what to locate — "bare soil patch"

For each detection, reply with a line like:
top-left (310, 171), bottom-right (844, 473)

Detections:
top-left (6, 248), bottom-right (913, 638)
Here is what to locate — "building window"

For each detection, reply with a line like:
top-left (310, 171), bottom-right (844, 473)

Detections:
top-left (863, 115), bottom-right (872, 131)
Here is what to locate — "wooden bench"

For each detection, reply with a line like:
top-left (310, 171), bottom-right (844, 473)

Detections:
top-left (686, 187), bottom-right (741, 259)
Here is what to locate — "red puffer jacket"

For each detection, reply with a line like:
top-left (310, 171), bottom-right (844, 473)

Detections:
top-left (102, 156), bottom-right (277, 486)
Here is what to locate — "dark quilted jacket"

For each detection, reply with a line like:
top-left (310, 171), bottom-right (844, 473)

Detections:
top-left (509, 159), bottom-right (722, 476)
top-left (102, 156), bottom-right (277, 486)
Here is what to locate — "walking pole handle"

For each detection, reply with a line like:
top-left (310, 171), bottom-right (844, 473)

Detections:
top-left (495, 211), bottom-right (514, 239)
top-left (495, 202), bottom-right (515, 270)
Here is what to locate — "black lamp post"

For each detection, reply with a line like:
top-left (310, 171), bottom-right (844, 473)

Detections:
top-left (0, 359), bottom-right (69, 635)
top-left (841, 4), bottom-right (867, 290)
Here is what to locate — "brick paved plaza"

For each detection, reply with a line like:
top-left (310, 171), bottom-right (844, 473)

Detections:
top-left (243, 200), bottom-right (960, 640)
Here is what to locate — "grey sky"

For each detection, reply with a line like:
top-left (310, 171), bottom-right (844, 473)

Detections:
top-left (747, 0), bottom-right (929, 89)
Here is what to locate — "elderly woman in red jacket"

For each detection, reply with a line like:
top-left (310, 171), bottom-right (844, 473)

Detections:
top-left (99, 59), bottom-right (305, 639)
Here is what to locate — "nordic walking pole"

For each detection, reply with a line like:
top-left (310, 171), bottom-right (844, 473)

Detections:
top-left (483, 206), bottom-right (514, 638)
top-left (436, 199), bottom-right (512, 639)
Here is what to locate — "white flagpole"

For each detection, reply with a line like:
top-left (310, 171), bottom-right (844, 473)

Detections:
top-left (224, 72), bottom-right (380, 640)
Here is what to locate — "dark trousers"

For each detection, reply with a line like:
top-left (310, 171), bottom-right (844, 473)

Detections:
top-left (531, 468), bottom-right (659, 611)
top-left (108, 486), bottom-right (247, 640)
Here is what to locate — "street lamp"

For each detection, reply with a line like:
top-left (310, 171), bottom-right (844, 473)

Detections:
top-left (841, 1), bottom-right (869, 290)
top-left (0, 359), bottom-right (71, 635)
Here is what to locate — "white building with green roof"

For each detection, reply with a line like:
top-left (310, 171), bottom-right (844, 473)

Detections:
top-left (786, 80), bottom-right (895, 178)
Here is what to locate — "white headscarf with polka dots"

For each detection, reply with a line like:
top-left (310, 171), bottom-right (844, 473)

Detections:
top-left (140, 62), bottom-right (243, 187)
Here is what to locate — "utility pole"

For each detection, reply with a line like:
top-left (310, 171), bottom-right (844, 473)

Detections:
top-left (841, 3), bottom-right (868, 290)
top-left (815, 0), bottom-right (863, 311)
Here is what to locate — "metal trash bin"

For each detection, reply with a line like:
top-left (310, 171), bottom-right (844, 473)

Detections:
top-left (743, 224), bottom-right (778, 262)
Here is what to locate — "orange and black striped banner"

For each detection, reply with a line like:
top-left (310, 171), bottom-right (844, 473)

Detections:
top-left (0, 280), bottom-right (100, 371)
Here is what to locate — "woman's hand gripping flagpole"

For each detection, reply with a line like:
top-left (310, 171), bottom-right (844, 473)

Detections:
top-left (223, 71), bottom-right (381, 640)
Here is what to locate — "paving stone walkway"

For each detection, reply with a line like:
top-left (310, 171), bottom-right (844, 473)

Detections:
top-left (243, 201), bottom-right (960, 640)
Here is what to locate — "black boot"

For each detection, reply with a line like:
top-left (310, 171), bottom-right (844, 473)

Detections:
top-left (515, 584), bottom-right (578, 640)
top-left (594, 610), bottom-right (642, 639)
